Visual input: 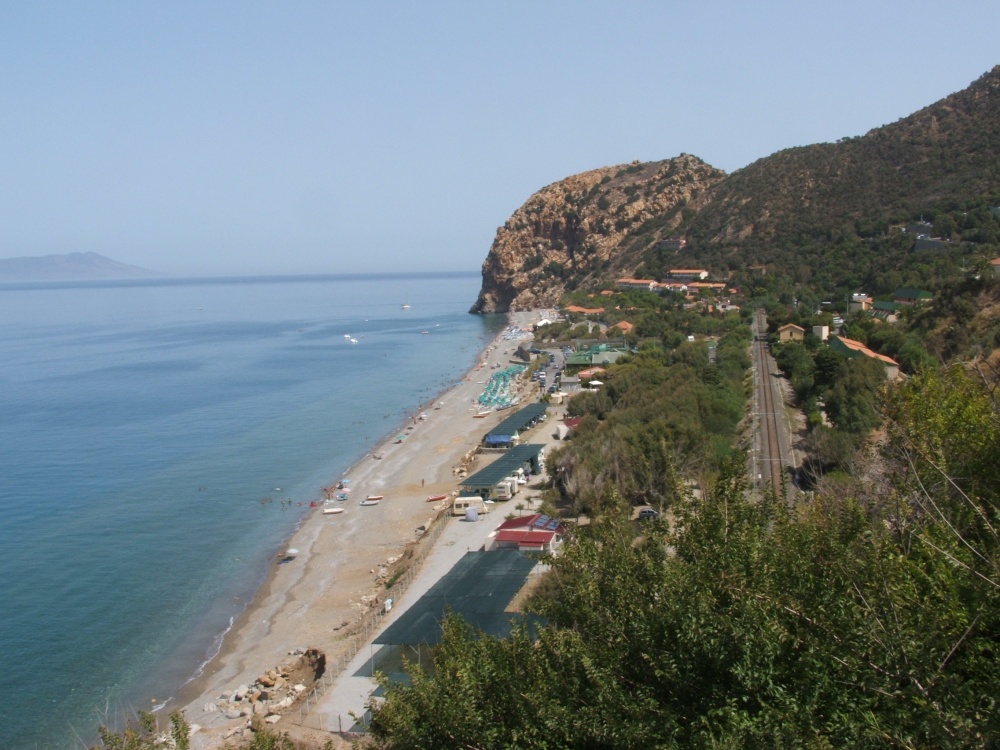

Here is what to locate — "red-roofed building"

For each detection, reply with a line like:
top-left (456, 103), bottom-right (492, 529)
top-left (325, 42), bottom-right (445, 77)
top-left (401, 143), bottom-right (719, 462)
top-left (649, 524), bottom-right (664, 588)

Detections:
top-left (669, 269), bottom-right (709, 280)
top-left (576, 366), bottom-right (606, 380)
top-left (657, 281), bottom-right (689, 293)
top-left (491, 513), bottom-right (566, 553)
top-left (829, 335), bottom-right (900, 380)
top-left (616, 278), bottom-right (658, 292)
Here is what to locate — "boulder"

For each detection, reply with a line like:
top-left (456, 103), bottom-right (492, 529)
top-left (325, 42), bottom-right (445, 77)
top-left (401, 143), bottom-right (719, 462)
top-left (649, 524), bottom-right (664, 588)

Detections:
top-left (257, 673), bottom-right (276, 688)
top-left (233, 684), bottom-right (249, 701)
top-left (265, 714), bottom-right (282, 724)
top-left (293, 683), bottom-right (307, 693)
top-left (202, 702), bottom-right (218, 713)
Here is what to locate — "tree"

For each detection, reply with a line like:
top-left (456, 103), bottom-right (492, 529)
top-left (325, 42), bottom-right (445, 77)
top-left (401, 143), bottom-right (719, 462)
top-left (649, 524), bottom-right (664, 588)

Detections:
top-left (825, 356), bottom-right (885, 433)
top-left (91, 711), bottom-right (189, 750)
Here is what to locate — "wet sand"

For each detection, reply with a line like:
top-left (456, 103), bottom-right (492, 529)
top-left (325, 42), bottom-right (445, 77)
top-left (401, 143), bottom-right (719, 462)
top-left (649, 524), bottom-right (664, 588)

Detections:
top-left (175, 310), bottom-right (544, 744)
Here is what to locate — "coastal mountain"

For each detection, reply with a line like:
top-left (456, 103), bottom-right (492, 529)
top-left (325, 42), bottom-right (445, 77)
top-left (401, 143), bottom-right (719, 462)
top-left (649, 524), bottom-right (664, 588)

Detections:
top-left (472, 66), bottom-right (1000, 312)
top-left (686, 65), bottom-right (1000, 259)
top-left (0, 251), bottom-right (158, 280)
top-left (470, 155), bottom-right (725, 312)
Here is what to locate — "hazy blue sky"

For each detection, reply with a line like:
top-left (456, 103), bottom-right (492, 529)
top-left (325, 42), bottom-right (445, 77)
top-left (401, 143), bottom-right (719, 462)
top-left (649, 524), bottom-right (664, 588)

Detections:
top-left (2, 2), bottom-right (998, 276)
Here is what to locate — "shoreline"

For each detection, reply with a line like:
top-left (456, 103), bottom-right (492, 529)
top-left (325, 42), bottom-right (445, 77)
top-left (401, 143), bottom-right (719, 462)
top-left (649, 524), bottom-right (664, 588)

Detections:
top-left (172, 311), bottom-right (542, 742)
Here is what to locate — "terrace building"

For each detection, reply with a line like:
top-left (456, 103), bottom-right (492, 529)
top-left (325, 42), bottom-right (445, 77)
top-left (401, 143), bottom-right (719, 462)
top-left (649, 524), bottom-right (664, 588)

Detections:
top-left (668, 269), bottom-right (709, 281)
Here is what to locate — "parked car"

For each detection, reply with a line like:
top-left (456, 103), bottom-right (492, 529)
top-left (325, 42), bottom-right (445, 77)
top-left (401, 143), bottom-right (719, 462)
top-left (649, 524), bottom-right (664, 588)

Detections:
top-left (638, 508), bottom-right (660, 520)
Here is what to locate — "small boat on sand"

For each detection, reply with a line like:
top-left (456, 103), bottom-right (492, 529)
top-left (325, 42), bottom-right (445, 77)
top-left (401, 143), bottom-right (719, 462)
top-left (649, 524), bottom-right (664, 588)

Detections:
top-left (473, 411), bottom-right (491, 418)
top-left (323, 507), bottom-right (345, 515)
top-left (427, 494), bottom-right (448, 502)
top-left (360, 495), bottom-right (383, 506)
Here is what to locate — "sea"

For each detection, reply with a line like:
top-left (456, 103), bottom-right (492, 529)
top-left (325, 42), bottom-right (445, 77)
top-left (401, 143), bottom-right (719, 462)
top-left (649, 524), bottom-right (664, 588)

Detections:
top-left (0, 272), bottom-right (505, 749)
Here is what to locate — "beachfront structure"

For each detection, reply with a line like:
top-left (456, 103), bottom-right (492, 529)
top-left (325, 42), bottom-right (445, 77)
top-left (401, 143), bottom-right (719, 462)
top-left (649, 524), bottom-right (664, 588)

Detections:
top-left (829, 335), bottom-right (900, 380)
top-left (481, 403), bottom-right (548, 450)
top-left (460, 444), bottom-right (546, 499)
top-left (490, 514), bottom-right (566, 554)
top-left (373, 551), bottom-right (540, 648)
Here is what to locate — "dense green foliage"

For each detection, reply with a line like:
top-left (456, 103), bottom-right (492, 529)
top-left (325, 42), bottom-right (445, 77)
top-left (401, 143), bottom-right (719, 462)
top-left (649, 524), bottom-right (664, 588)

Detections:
top-left (90, 712), bottom-right (320, 750)
top-left (391, 67), bottom-right (1000, 747)
top-left (604, 71), bottom-right (1000, 331)
top-left (552, 324), bottom-right (750, 512)
top-left (681, 67), bottom-right (1000, 282)
top-left (369, 369), bottom-right (1000, 749)
top-left (91, 711), bottom-right (189, 750)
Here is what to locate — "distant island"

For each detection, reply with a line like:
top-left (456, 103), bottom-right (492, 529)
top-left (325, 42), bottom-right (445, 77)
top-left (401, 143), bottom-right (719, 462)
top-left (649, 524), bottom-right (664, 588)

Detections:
top-left (0, 251), bottom-right (159, 281)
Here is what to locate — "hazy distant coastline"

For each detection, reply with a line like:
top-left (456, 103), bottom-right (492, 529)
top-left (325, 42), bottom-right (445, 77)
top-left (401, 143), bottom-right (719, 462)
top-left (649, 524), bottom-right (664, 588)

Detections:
top-left (0, 251), bottom-right (159, 281)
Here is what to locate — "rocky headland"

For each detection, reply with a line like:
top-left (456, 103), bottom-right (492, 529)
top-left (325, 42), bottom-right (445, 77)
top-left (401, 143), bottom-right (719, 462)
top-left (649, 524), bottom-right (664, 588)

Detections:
top-left (470, 154), bottom-right (724, 313)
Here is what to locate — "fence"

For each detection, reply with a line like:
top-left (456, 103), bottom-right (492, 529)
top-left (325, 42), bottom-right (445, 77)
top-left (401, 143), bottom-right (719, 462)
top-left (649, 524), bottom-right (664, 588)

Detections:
top-left (288, 509), bottom-right (451, 732)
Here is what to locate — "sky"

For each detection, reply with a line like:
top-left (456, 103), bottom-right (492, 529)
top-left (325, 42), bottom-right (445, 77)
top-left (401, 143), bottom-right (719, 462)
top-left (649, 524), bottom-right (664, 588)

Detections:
top-left (1, 2), bottom-right (998, 276)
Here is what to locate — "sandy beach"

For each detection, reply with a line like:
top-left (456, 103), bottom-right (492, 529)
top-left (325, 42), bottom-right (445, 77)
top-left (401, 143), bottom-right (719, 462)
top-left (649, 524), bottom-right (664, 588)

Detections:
top-left (175, 310), bottom-right (552, 746)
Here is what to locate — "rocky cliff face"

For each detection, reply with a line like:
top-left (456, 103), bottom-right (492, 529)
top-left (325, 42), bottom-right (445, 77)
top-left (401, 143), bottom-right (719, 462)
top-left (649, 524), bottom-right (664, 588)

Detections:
top-left (471, 67), bottom-right (1000, 314)
top-left (470, 155), bottom-right (725, 313)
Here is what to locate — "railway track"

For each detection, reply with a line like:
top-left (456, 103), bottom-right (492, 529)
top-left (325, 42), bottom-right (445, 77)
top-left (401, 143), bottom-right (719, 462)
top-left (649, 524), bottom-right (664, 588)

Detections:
top-left (753, 310), bottom-right (786, 497)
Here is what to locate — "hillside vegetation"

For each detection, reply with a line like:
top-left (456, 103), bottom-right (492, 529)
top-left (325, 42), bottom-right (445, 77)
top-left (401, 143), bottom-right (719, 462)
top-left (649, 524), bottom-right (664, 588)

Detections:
top-left (373, 66), bottom-right (1000, 748)
top-left (473, 66), bottom-right (1000, 327)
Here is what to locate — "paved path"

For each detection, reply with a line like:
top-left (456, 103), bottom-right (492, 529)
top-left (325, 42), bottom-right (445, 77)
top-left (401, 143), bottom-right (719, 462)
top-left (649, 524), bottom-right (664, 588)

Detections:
top-left (306, 493), bottom-right (545, 735)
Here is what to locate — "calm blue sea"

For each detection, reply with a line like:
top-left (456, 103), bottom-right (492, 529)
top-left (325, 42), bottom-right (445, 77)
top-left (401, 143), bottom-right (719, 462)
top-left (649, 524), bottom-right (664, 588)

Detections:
top-left (0, 272), bottom-right (503, 749)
